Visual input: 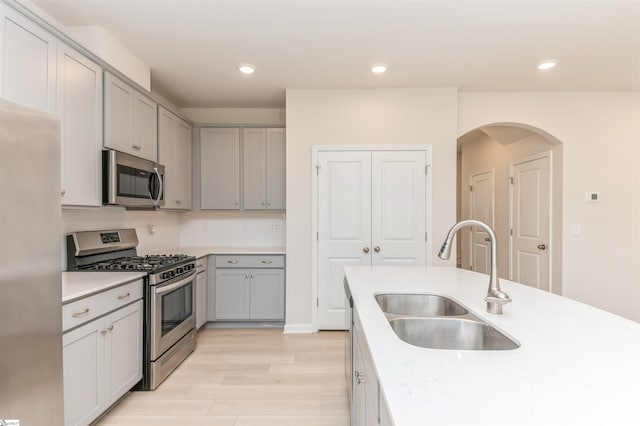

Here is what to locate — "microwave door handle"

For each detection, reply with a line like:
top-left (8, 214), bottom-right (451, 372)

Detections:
top-left (150, 166), bottom-right (163, 206)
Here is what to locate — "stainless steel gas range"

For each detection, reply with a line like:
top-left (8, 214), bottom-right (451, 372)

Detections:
top-left (66, 228), bottom-right (196, 390)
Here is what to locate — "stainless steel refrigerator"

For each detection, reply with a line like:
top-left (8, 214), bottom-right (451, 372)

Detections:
top-left (0, 99), bottom-right (64, 425)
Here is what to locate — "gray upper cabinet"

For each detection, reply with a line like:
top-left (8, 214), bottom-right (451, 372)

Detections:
top-left (0, 5), bottom-right (56, 113)
top-left (243, 128), bottom-right (286, 210)
top-left (200, 128), bottom-right (241, 210)
top-left (57, 43), bottom-right (103, 207)
top-left (104, 71), bottom-right (157, 162)
top-left (159, 106), bottom-right (192, 210)
top-left (200, 127), bottom-right (285, 210)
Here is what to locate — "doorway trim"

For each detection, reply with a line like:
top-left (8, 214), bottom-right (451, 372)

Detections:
top-left (509, 150), bottom-right (553, 292)
top-left (310, 145), bottom-right (433, 332)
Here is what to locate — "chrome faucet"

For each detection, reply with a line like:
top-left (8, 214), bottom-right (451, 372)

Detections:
top-left (438, 220), bottom-right (512, 314)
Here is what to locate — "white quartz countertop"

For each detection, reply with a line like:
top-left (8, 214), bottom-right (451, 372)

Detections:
top-left (344, 266), bottom-right (640, 426)
top-left (142, 246), bottom-right (286, 258)
top-left (62, 271), bottom-right (146, 304)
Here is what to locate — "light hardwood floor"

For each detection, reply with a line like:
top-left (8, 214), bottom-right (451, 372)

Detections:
top-left (96, 328), bottom-right (350, 426)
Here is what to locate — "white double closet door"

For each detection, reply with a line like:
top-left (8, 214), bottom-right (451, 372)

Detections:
top-left (317, 150), bottom-right (427, 330)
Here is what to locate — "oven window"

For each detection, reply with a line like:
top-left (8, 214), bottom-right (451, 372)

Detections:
top-left (161, 282), bottom-right (193, 336)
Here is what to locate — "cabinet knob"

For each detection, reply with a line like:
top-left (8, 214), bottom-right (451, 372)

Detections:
top-left (538, 244), bottom-right (547, 250)
top-left (101, 329), bottom-right (107, 335)
top-left (176, 200), bottom-right (182, 205)
top-left (60, 189), bottom-right (66, 196)
top-left (484, 237), bottom-right (491, 242)
top-left (363, 247), bottom-right (370, 254)
top-left (374, 246), bottom-right (381, 253)
top-left (107, 325), bottom-right (114, 332)
top-left (131, 144), bottom-right (141, 150)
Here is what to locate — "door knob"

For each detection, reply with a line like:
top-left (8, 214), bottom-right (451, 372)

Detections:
top-left (374, 246), bottom-right (381, 253)
top-left (538, 244), bottom-right (547, 250)
top-left (363, 247), bottom-right (370, 253)
top-left (484, 237), bottom-right (491, 242)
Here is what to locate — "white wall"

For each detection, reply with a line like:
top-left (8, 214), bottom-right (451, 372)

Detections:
top-left (458, 92), bottom-right (640, 322)
top-left (285, 88), bottom-right (458, 331)
top-left (179, 211), bottom-right (285, 247)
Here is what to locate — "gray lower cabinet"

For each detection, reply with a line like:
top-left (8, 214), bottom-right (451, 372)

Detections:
top-left (353, 307), bottom-right (394, 426)
top-left (214, 255), bottom-right (285, 321)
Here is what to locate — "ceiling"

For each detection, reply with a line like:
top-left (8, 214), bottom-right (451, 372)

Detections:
top-left (29, 0), bottom-right (640, 108)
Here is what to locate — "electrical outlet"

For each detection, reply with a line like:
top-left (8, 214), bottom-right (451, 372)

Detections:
top-left (272, 223), bottom-right (280, 232)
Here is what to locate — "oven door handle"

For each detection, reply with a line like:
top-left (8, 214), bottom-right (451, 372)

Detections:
top-left (155, 271), bottom-right (195, 295)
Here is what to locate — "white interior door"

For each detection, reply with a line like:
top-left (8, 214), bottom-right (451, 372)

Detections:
top-left (317, 151), bottom-right (372, 330)
top-left (371, 151), bottom-right (426, 266)
top-left (469, 170), bottom-right (494, 274)
top-left (510, 154), bottom-right (551, 290)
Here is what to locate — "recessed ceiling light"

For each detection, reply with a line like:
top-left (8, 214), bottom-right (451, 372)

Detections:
top-left (371, 64), bottom-right (387, 74)
top-left (537, 61), bottom-right (557, 71)
top-left (238, 64), bottom-right (256, 74)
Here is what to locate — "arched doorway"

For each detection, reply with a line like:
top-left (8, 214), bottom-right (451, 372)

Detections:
top-left (457, 122), bottom-right (563, 295)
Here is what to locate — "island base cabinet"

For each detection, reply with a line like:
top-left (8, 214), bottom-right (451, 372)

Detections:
top-left (353, 308), bottom-right (393, 426)
top-left (63, 300), bottom-right (142, 426)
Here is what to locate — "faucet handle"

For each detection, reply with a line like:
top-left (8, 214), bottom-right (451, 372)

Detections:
top-left (485, 291), bottom-right (512, 314)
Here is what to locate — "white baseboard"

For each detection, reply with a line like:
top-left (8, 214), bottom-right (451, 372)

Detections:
top-left (283, 323), bottom-right (314, 333)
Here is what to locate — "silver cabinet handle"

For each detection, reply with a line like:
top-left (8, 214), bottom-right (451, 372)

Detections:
top-left (355, 371), bottom-right (365, 384)
top-left (261, 260), bottom-right (273, 264)
top-left (197, 263), bottom-right (204, 268)
top-left (538, 244), bottom-right (547, 250)
top-left (132, 144), bottom-right (141, 150)
top-left (374, 246), bottom-right (381, 253)
top-left (117, 292), bottom-right (131, 300)
top-left (363, 247), bottom-right (370, 253)
top-left (227, 260), bottom-right (238, 264)
top-left (72, 308), bottom-right (90, 317)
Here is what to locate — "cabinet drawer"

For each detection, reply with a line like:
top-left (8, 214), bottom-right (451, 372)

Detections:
top-left (215, 255), bottom-right (284, 269)
top-left (63, 279), bottom-right (143, 332)
top-left (196, 256), bottom-right (208, 273)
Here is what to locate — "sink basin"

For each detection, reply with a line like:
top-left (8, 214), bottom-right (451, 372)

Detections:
top-left (375, 293), bottom-right (469, 317)
top-left (388, 317), bottom-right (520, 350)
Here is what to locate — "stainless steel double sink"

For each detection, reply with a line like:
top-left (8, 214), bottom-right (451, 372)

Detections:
top-left (375, 293), bottom-right (519, 350)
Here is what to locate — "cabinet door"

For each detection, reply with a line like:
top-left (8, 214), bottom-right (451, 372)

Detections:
top-left (266, 128), bottom-right (286, 210)
top-left (250, 269), bottom-right (285, 320)
top-left (215, 268), bottom-right (250, 319)
top-left (63, 319), bottom-right (104, 426)
top-left (57, 43), bottom-right (103, 206)
top-left (133, 92), bottom-right (158, 161)
top-left (104, 72), bottom-right (134, 154)
top-left (353, 332), bottom-right (366, 426)
top-left (104, 300), bottom-right (143, 407)
top-left (243, 128), bottom-right (267, 209)
top-left (196, 270), bottom-right (208, 328)
top-left (159, 106), bottom-right (191, 209)
top-left (200, 128), bottom-right (240, 209)
top-left (174, 119), bottom-right (192, 209)
top-left (0, 6), bottom-right (56, 113)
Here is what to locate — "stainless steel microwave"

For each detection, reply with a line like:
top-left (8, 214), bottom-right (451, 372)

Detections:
top-left (102, 150), bottom-right (165, 208)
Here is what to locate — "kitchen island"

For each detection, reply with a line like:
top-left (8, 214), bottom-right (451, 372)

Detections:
top-left (344, 266), bottom-right (640, 426)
